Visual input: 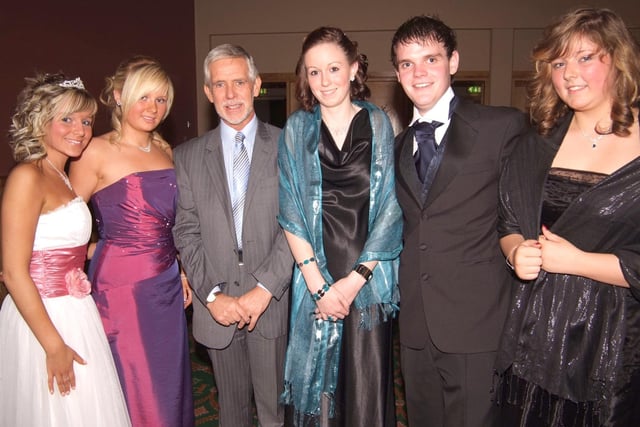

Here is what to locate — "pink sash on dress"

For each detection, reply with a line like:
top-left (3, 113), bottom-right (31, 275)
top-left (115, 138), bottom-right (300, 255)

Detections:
top-left (29, 244), bottom-right (91, 298)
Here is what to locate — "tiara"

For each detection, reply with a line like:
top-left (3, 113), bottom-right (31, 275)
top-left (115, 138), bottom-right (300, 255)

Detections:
top-left (58, 77), bottom-right (85, 90)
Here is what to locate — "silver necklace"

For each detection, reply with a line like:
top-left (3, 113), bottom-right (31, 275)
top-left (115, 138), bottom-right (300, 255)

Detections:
top-left (120, 139), bottom-right (152, 152)
top-left (322, 106), bottom-right (358, 149)
top-left (45, 158), bottom-right (72, 190)
top-left (137, 139), bottom-right (152, 153)
top-left (576, 121), bottom-right (606, 149)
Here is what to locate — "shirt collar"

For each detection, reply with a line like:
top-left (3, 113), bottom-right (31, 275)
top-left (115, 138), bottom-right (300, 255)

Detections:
top-left (220, 115), bottom-right (258, 152)
top-left (411, 87), bottom-right (455, 125)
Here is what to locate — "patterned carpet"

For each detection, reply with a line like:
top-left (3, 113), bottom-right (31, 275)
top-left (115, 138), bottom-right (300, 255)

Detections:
top-left (191, 338), bottom-right (228, 425)
top-left (189, 309), bottom-right (408, 426)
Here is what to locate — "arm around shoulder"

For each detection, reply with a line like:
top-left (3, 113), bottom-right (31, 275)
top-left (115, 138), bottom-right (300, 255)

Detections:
top-left (68, 135), bottom-right (105, 202)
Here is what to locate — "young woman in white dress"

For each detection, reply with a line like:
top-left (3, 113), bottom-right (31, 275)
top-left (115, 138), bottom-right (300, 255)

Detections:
top-left (0, 73), bottom-right (131, 426)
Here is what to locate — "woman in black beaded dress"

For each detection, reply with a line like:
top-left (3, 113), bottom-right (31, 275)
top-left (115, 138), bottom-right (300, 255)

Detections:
top-left (496, 7), bottom-right (640, 427)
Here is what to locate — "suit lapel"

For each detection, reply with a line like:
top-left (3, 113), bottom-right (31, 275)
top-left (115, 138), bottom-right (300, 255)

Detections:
top-left (204, 129), bottom-right (235, 230)
top-left (424, 106), bottom-right (478, 207)
top-left (244, 121), bottom-right (273, 209)
top-left (395, 128), bottom-right (424, 206)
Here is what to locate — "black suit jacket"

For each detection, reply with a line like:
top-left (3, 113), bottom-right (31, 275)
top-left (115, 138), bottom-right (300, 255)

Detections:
top-left (394, 99), bottom-right (527, 353)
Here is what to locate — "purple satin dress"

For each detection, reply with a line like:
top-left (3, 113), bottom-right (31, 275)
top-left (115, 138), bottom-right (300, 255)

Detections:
top-left (89, 169), bottom-right (194, 427)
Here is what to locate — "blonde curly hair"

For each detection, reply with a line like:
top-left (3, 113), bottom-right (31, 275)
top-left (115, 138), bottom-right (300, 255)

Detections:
top-left (9, 73), bottom-right (97, 162)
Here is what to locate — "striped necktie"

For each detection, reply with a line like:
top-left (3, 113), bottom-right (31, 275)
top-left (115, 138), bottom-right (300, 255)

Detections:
top-left (232, 132), bottom-right (249, 249)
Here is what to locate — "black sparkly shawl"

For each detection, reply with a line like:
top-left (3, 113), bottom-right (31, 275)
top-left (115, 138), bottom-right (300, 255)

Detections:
top-left (496, 112), bottom-right (640, 425)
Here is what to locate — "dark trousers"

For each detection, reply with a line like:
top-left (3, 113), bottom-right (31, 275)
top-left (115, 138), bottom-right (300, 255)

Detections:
top-left (401, 326), bottom-right (498, 427)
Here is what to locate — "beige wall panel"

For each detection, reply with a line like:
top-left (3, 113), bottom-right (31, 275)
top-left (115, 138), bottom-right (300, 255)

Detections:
top-left (195, 0), bottom-right (640, 133)
top-left (455, 30), bottom-right (492, 71)
top-left (513, 29), bottom-right (544, 71)
top-left (209, 29), bottom-right (491, 75)
top-left (209, 34), bottom-right (301, 74)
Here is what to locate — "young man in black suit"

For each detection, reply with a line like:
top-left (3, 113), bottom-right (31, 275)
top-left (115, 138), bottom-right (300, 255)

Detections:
top-left (391, 15), bottom-right (527, 427)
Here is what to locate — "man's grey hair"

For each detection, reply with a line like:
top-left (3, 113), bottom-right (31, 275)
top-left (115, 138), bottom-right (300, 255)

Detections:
top-left (203, 44), bottom-right (259, 86)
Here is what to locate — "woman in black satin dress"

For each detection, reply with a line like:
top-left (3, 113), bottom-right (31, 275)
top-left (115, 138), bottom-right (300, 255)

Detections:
top-left (496, 8), bottom-right (640, 426)
top-left (278, 27), bottom-right (403, 426)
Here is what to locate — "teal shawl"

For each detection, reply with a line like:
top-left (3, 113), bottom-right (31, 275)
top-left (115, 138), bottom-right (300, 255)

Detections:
top-left (278, 100), bottom-right (402, 421)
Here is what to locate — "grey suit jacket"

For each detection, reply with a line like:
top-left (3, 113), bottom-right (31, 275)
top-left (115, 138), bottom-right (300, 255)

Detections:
top-left (172, 120), bottom-right (293, 349)
top-left (394, 99), bottom-right (527, 354)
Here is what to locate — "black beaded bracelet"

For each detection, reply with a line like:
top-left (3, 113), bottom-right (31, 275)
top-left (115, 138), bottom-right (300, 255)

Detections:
top-left (311, 283), bottom-right (332, 301)
top-left (297, 257), bottom-right (316, 268)
top-left (353, 264), bottom-right (373, 281)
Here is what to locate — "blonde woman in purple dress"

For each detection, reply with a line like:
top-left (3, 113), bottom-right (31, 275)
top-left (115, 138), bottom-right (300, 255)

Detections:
top-left (69, 57), bottom-right (193, 427)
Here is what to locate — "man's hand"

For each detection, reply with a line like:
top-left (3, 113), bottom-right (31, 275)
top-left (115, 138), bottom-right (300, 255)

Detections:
top-left (237, 286), bottom-right (272, 331)
top-left (207, 294), bottom-right (250, 328)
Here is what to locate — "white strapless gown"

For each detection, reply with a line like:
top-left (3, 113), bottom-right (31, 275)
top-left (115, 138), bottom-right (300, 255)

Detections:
top-left (0, 197), bottom-right (131, 427)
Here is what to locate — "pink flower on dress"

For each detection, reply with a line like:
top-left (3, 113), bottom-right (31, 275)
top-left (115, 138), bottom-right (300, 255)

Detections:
top-left (64, 268), bottom-right (91, 298)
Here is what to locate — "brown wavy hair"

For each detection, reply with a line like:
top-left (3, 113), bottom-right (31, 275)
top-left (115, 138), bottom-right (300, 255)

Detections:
top-left (528, 7), bottom-right (640, 137)
top-left (295, 27), bottom-right (370, 111)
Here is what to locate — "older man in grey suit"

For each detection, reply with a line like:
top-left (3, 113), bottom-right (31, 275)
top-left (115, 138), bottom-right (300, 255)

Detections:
top-left (172, 44), bottom-right (293, 427)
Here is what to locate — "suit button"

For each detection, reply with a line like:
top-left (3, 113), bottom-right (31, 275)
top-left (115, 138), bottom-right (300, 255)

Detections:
top-left (234, 281), bottom-right (240, 287)
top-left (421, 273), bottom-right (429, 281)
top-left (419, 244), bottom-right (428, 251)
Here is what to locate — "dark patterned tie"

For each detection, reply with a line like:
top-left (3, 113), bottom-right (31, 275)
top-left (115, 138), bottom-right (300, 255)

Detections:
top-left (413, 120), bottom-right (443, 182)
top-left (232, 132), bottom-right (249, 249)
